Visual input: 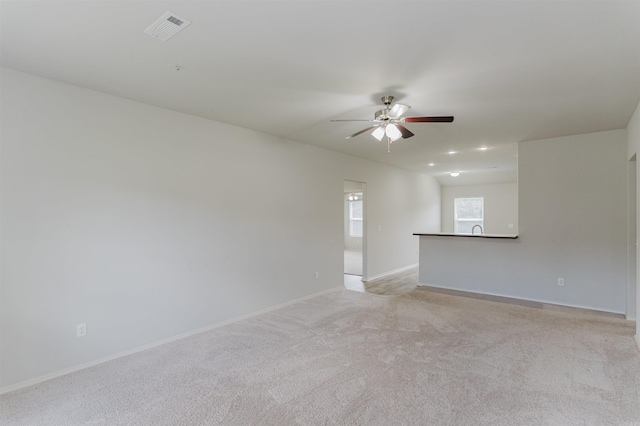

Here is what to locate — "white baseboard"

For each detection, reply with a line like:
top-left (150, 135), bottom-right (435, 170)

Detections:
top-left (363, 263), bottom-right (418, 282)
top-left (636, 334), bottom-right (640, 353)
top-left (0, 285), bottom-right (343, 395)
top-left (418, 282), bottom-right (627, 317)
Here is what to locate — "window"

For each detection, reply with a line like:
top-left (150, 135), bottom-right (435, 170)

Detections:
top-left (349, 198), bottom-right (363, 237)
top-left (454, 197), bottom-right (484, 234)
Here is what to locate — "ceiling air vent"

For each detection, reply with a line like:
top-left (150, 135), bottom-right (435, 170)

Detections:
top-left (144, 12), bottom-right (191, 41)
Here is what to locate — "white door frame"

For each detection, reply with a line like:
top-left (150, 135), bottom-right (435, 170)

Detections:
top-left (628, 155), bottom-right (637, 320)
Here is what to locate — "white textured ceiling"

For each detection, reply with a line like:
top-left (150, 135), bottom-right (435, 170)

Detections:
top-left (2, 0), bottom-right (639, 186)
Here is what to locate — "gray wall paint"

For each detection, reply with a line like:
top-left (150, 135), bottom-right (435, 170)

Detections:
top-left (0, 68), bottom-right (441, 388)
top-left (441, 183), bottom-right (518, 234)
top-left (420, 130), bottom-right (628, 314)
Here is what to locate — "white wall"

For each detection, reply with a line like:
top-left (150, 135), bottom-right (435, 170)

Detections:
top-left (627, 100), bottom-right (640, 348)
top-left (518, 130), bottom-right (628, 313)
top-left (441, 183), bottom-right (518, 234)
top-left (419, 130), bottom-right (628, 314)
top-left (0, 68), bottom-right (441, 389)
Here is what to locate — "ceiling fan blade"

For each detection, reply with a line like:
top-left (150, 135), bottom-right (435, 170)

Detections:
top-left (403, 116), bottom-right (454, 123)
top-left (346, 125), bottom-right (380, 139)
top-left (330, 119), bottom-right (376, 122)
top-left (387, 103), bottom-right (410, 119)
top-left (395, 124), bottom-right (415, 139)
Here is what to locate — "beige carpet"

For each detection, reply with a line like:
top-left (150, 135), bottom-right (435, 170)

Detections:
top-left (2, 287), bottom-right (639, 425)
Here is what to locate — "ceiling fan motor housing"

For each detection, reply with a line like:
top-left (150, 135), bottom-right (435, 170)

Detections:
top-left (375, 109), bottom-right (390, 121)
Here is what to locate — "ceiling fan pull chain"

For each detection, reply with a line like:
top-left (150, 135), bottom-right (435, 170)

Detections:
top-left (387, 136), bottom-right (391, 154)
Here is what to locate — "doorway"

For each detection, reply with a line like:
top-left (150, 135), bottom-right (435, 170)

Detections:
top-left (344, 180), bottom-right (365, 278)
top-left (628, 155), bottom-right (637, 320)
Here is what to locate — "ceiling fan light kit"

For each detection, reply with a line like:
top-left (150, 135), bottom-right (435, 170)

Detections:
top-left (371, 126), bottom-right (385, 141)
top-left (385, 124), bottom-right (403, 141)
top-left (331, 96), bottom-right (454, 153)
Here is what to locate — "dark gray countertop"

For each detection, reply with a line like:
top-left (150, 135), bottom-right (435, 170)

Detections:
top-left (413, 233), bottom-right (518, 239)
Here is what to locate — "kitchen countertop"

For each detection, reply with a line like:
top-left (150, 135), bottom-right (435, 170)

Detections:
top-left (413, 233), bottom-right (518, 239)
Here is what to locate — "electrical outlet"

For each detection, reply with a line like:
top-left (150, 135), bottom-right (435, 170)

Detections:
top-left (315, 271), bottom-right (320, 279)
top-left (76, 323), bottom-right (87, 337)
top-left (557, 278), bottom-right (564, 286)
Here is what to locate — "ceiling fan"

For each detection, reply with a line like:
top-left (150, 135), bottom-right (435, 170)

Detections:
top-left (331, 96), bottom-right (454, 152)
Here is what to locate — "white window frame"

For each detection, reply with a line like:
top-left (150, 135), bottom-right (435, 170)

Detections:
top-left (454, 197), bottom-right (484, 234)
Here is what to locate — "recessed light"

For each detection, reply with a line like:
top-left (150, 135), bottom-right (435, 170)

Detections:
top-left (448, 151), bottom-right (456, 155)
top-left (479, 146), bottom-right (488, 151)
top-left (428, 163), bottom-right (435, 167)
top-left (450, 172), bottom-right (460, 177)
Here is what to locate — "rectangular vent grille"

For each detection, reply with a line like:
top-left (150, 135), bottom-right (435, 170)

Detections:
top-left (144, 12), bottom-right (191, 41)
